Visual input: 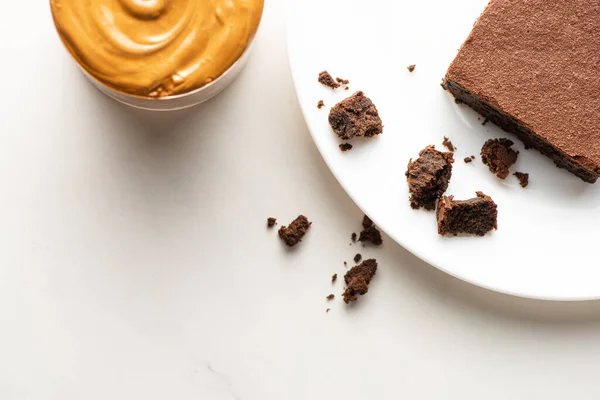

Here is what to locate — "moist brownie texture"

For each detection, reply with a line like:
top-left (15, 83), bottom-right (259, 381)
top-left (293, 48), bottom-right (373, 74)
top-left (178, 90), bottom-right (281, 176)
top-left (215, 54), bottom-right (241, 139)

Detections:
top-left (437, 192), bottom-right (498, 237)
top-left (343, 259), bottom-right (378, 304)
top-left (481, 138), bottom-right (518, 179)
top-left (358, 215), bottom-right (383, 246)
top-left (318, 71), bottom-right (340, 89)
top-left (278, 215), bottom-right (311, 247)
top-left (443, 0), bottom-right (600, 183)
top-left (329, 92), bottom-right (383, 140)
top-left (406, 146), bottom-right (454, 210)
top-left (514, 172), bottom-right (529, 188)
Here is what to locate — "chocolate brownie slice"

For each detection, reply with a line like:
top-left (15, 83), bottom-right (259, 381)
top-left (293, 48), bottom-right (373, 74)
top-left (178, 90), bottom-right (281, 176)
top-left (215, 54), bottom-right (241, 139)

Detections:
top-left (406, 146), bottom-right (454, 210)
top-left (442, 0), bottom-right (600, 183)
top-left (436, 192), bottom-right (498, 237)
top-left (329, 92), bottom-right (383, 140)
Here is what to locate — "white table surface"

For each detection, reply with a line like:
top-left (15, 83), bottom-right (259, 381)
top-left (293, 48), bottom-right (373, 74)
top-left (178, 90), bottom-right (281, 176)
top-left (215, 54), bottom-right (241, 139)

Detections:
top-left (3, 2), bottom-right (600, 399)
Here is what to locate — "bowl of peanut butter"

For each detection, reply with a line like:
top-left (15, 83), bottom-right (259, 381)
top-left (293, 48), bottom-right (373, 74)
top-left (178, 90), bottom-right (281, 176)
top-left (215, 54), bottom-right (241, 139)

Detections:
top-left (50, 0), bottom-right (264, 111)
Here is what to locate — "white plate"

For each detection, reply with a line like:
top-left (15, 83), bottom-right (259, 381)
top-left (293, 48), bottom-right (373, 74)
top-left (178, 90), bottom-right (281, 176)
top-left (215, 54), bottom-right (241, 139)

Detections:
top-left (287, 0), bottom-right (600, 300)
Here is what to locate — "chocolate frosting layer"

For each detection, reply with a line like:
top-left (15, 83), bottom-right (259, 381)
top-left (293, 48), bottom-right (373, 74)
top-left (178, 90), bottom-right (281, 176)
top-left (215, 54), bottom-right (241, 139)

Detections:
top-left (446, 0), bottom-right (600, 167)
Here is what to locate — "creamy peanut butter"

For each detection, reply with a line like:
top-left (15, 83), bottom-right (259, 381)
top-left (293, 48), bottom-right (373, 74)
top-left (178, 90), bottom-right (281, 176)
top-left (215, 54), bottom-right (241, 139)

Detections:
top-left (50, 0), bottom-right (264, 97)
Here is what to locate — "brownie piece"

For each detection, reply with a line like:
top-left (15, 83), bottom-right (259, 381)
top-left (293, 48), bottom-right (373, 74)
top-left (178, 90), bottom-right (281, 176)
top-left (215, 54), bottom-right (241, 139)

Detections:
top-left (353, 253), bottom-right (362, 263)
top-left (481, 138), bottom-right (518, 179)
top-left (267, 217), bottom-right (277, 228)
top-left (442, 136), bottom-right (456, 152)
top-left (339, 143), bottom-right (353, 152)
top-left (278, 215), bottom-right (311, 247)
top-left (514, 172), bottom-right (529, 188)
top-left (442, 0), bottom-right (600, 183)
top-left (326, 294), bottom-right (335, 301)
top-left (407, 64), bottom-right (416, 73)
top-left (436, 192), bottom-right (498, 237)
top-left (328, 91), bottom-right (383, 140)
top-left (318, 71), bottom-right (340, 89)
top-left (343, 259), bottom-right (378, 304)
top-left (406, 146), bottom-right (454, 210)
top-left (464, 156), bottom-right (473, 164)
top-left (317, 100), bottom-right (325, 109)
top-left (336, 77), bottom-right (350, 85)
top-left (358, 215), bottom-right (383, 246)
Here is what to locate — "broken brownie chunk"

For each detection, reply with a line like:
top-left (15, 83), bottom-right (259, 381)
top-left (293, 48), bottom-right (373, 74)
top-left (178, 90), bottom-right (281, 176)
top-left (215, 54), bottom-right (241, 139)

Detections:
top-left (407, 64), bottom-right (416, 73)
top-left (436, 192), bottom-right (498, 237)
top-left (514, 172), bottom-right (529, 188)
top-left (318, 71), bottom-right (340, 89)
top-left (481, 138), bottom-right (519, 179)
top-left (406, 146), bottom-right (454, 210)
top-left (442, 136), bottom-right (456, 152)
top-left (278, 215), bottom-right (312, 247)
top-left (267, 217), bottom-right (277, 228)
top-left (328, 91), bottom-right (383, 140)
top-left (358, 215), bottom-right (383, 246)
top-left (339, 143), bottom-right (353, 152)
top-left (317, 100), bottom-right (325, 109)
top-left (353, 253), bottom-right (362, 263)
top-left (343, 259), bottom-right (378, 304)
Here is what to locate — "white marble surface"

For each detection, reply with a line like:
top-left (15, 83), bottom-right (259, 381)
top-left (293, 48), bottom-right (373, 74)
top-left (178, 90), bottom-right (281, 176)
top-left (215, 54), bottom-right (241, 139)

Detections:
top-left (2, 1), bottom-right (600, 399)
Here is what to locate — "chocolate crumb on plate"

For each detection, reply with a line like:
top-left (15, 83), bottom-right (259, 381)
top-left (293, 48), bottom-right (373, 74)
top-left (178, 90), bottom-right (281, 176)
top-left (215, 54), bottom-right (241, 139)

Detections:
top-left (343, 261), bottom-right (347, 267)
top-left (267, 217), bottom-right (277, 228)
top-left (351, 232), bottom-right (357, 242)
top-left (317, 100), bottom-right (325, 109)
top-left (326, 308), bottom-right (331, 313)
top-left (343, 259), bottom-right (378, 304)
top-left (407, 64), bottom-right (416, 72)
top-left (359, 215), bottom-right (383, 246)
top-left (332, 273), bottom-right (338, 284)
top-left (339, 143), bottom-right (353, 152)
top-left (442, 136), bottom-right (456, 152)
top-left (278, 215), bottom-right (312, 247)
top-left (318, 70), bottom-right (340, 89)
top-left (336, 77), bottom-right (350, 85)
top-left (481, 138), bottom-right (519, 179)
top-left (464, 157), bottom-right (473, 164)
top-left (329, 91), bottom-right (383, 140)
top-left (326, 294), bottom-right (335, 301)
top-left (437, 192), bottom-right (498, 237)
top-left (353, 253), bottom-right (362, 263)
top-left (406, 145), bottom-right (454, 210)
top-left (514, 172), bottom-right (529, 188)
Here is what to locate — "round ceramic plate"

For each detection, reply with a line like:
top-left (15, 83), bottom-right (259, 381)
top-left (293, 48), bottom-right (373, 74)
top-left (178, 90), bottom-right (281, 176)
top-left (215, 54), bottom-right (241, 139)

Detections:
top-left (287, 0), bottom-right (600, 300)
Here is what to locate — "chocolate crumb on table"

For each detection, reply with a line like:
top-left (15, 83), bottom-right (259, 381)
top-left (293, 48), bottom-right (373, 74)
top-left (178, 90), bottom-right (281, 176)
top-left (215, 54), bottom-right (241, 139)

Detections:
top-left (332, 273), bottom-right (338, 283)
top-left (351, 232), bottom-right (357, 242)
top-left (464, 157), bottom-right (473, 164)
top-left (406, 145), bottom-right (454, 210)
top-left (353, 253), bottom-right (362, 263)
top-left (343, 261), bottom-right (347, 267)
top-left (326, 308), bottom-right (331, 313)
top-left (344, 87), bottom-right (349, 90)
top-left (318, 70), bottom-right (340, 89)
top-left (481, 138), bottom-right (519, 179)
top-left (407, 64), bottom-right (416, 72)
top-left (339, 143), bottom-right (353, 152)
top-left (359, 215), bottom-right (383, 246)
top-left (329, 91), bottom-right (383, 140)
top-left (278, 215), bottom-right (311, 247)
top-left (442, 136), bottom-right (456, 152)
top-left (437, 192), bottom-right (498, 237)
top-left (343, 259), bottom-right (378, 304)
top-left (326, 294), bottom-right (335, 301)
top-left (514, 172), bottom-right (529, 188)
top-left (317, 100), bottom-right (325, 109)
top-left (267, 217), bottom-right (277, 228)
top-left (336, 77), bottom-right (350, 85)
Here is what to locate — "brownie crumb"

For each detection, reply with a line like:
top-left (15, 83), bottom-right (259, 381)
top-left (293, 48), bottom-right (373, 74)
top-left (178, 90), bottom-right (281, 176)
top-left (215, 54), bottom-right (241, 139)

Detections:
top-left (326, 294), bottom-right (335, 301)
top-left (332, 273), bottom-right (338, 284)
top-left (442, 136), bottom-right (456, 152)
top-left (278, 215), bottom-right (312, 247)
top-left (514, 172), bottom-right (529, 188)
top-left (339, 143), bottom-right (353, 152)
top-left (318, 71), bottom-right (340, 89)
top-left (464, 157), bottom-right (473, 164)
top-left (481, 138), bottom-right (519, 179)
top-left (406, 145), bottom-right (454, 210)
top-left (482, 118), bottom-right (490, 126)
top-left (329, 91), bottom-right (383, 140)
top-left (407, 64), bottom-right (416, 72)
top-left (353, 253), bottom-right (362, 263)
top-left (344, 87), bottom-right (349, 90)
top-left (358, 215), bottom-right (383, 246)
top-left (336, 77), bottom-right (350, 85)
top-left (343, 259), bottom-right (378, 304)
top-left (343, 261), bottom-right (347, 267)
top-left (351, 232), bottom-right (357, 242)
top-left (267, 217), bottom-right (277, 228)
top-left (317, 100), bottom-right (325, 109)
top-left (326, 308), bottom-right (331, 313)
top-left (437, 192), bottom-right (498, 237)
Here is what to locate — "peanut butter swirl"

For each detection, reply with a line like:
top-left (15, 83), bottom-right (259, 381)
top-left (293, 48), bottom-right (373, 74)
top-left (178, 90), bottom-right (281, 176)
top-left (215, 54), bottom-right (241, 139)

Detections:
top-left (50, 0), bottom-right (264, 97)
